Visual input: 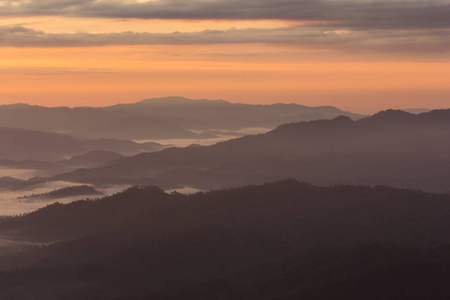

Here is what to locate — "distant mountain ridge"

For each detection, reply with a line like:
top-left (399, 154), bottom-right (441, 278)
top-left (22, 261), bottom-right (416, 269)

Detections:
top-left (18, 185), bottom-right (102, 200)
top-left (59, 150), bottom-right (124, 168)
top-left (0, 103), bottom-right (197, 140)
top-left (106, 96), bottom-right (364, 130)
top-left (0, 127), bottom-right (164, 161)
top-left (52, 109), bottom-right (450, 193)
top-left (0, 97), bottom-right (364, 140)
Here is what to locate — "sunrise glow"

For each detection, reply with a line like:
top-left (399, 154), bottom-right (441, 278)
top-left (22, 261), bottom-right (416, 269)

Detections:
top-left (0, 0), bottom-right (449, 112)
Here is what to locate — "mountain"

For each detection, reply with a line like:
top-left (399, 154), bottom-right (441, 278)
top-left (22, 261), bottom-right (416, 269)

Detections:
top-left (106, 96), bottom-right (364, 130)
top-left (0, 99), bottom-right (363, 141)
top-left (0, 128), bottom-right (165, 161)
top-left (0, 159), bottom-right (69, 175)
top-left (18, 185), bottom-right (102, 200)
top-left (0, 103), bottom-right (198, 140)
top-left (402, 108), bottom-right (431, 114)
top-left (0, 181), bottom-right (450, 299)
top-left (0, 176), bottom-right (25, 189)
top-left (59, 151), bottom-right (124, 168)
top-left (53, 109), bottom-right (450, 193)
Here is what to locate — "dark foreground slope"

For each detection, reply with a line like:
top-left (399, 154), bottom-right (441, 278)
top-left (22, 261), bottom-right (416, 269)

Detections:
top-left (55, 109), bottom-right (450, 193)
top-left (0, 180), bottom-right (450, 299)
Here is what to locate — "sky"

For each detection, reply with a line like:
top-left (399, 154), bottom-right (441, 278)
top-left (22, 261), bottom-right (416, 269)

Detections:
top-left (0, 0), bottom-right (449, 113)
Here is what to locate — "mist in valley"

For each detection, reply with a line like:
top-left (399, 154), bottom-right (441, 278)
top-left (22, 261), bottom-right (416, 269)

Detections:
top-left (0, 98), bottom-right (448, 299)
top-left (0, 181), bottom-right (130, 215)
top-left (1, 0), bottom-right (449, 295)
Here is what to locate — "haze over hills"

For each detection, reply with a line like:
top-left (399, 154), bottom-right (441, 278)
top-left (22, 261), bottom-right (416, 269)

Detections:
top-left (58, 151), bottom-right (124, 168)
top-left (0, 127), bottom-right (164, 161)
top-left (0, 103), bottom-right (448, 299)
top-left (0, 151), bottom-right (127, 186)
top-left (106, 96), bottom-right (364, 130)
top-left (0, 159), bottom-right (69, 176)
top-left (1, 181), bottom-right (450, 299)
top-left (18, 185), bottom-right (102, 201)
top-left (1, 0), bottom-right (449, 296)
top-left (0, 103), bottom-right (197, 140)
top-left (0, 98), bottom-right (447, 299)
top-left (53, 109), bottom-right (450, 193)
top-left (0, 97), bottom-right (364, 140)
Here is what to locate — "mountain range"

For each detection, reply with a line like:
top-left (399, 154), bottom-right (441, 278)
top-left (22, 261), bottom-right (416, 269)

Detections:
top-left (107, 96), bottom-right (364, 131)
top-left (0, 127), bottom-right (164, 161)
top-left (0, 180), bottom-right (449, 299)
top-left (52, 109), bottom-right (450, 193)
top-left (0, 97), bottom-right (448, 299)
top-left (0, 103), bottom-right (195, 140)
top-left (0, 97), bottom-right (364, 140)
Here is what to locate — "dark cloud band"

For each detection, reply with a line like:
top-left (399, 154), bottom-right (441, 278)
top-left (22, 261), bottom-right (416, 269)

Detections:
top-left (1, 0), bottom-right (449, 30)
top-left (1, 25), bottom-right (449, 54)
top-left (1, 0), bottom-right (448, 54)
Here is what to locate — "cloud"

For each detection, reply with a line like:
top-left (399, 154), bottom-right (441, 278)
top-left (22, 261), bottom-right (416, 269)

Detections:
top-left (1, 24), bottom-right (449, 54)
top-left (2, 0), bottom-right (448, 54)
top-left (0, 0), bottom-right (449, 30)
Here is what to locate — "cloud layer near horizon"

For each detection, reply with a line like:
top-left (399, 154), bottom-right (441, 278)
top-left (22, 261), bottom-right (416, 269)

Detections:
top-left (1, 0), bottom-right (449, 110)
top-left (1, 24), bottom-right (449, 54)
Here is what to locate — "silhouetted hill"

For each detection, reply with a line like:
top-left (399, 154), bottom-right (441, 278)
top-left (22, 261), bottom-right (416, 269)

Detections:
top-left (247, 244), bottom-right (450, 300)
top-left (53, 109), bottom-right (450, 193)
top-left (3, 180), bottom-right (450, 245)
top-left (18, 185), bottom-right (102, 200)
top-left (0, 98), bottom-right (363, 140)
top-left (0, 159), bottom-right (69, 175)
top-left (0, 176), bottom-right (25, 188)
top-left (0, 103), bottom-right (198, 140)
top-left (0, 181), bottom-right (450, 299)
top-left (106, 96), bottom-right (364, 130)
top-left (402, 108), bottom-right (431, 114)
top-left (0, 128), bottom-right (164, 161)
top-left (60, 151), bottom-right (124, 168)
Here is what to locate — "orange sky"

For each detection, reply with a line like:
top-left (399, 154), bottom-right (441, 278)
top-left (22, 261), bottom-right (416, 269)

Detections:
top-left (1, 6), bottom-right (449, 113)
